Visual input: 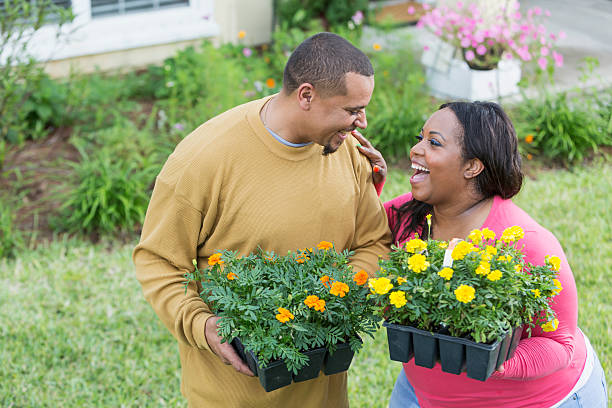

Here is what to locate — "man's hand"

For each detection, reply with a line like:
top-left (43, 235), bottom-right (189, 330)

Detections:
top-left (352, 130), bottom-right (387, 185)
top-left (205, 316), bottom-right (255, 376)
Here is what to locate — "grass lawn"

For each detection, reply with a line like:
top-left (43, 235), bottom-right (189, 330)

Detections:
top-left (1, 162), bottom-right (610, 407)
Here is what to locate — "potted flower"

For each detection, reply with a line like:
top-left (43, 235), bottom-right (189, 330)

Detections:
top-left (370, 222), bottom-right (562, 381)
top-left (184, 242), bottom-right (379, 391)
top-left (417, 0), bottom-right (565, 100)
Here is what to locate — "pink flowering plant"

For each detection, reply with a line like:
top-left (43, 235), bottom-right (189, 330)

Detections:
top-left (418, 0), bottom-right (564, 72)
top-left (183, 242), bottom-right (378, 373)
top-left (370, 220), bottom-right (563, 343)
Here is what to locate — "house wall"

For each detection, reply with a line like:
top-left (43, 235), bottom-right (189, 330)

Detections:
top-left (26, 0), bottom-right (273, 77)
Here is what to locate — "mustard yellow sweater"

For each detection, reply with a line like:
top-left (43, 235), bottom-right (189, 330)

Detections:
top-left (133, 96), bottom-right (391, 407)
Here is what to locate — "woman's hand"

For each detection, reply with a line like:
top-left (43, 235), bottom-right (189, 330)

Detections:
top-left (352, 130), bottom-right (387, 185)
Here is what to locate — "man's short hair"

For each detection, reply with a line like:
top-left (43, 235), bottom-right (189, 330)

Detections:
top-left (282, 32), bottom-right (374, 97)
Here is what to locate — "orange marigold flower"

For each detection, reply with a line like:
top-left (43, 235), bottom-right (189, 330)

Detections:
top-left (275, 307), bottom-right (294, 323)
top-left (525, 134), bottom-right (534, 144)
top-left (226, 272), bottom-right (237, 280)
top-left (317, 241), bottom-right (333, 251)
top-left (296, 255), bottom-right (309, 263)
top-left (330, 281), bottom-right (350, 297)
top-left (320, 275), bottom-right (331, 287)
top-left (237, 30), bottom-right (246, 39)
top-left (527, 153), bottom-right (533, 160)
top-left (208, 253), bottom-right (224, 266)
top-left (353, 270), bottom-right (369, 285)
top-left (265, 78), bottom-right (276, 88)
top-left (304, 295), bottom-right (319, 307)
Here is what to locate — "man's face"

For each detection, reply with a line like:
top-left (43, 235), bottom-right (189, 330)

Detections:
top-left (308, 72), bottom-right (374, 155)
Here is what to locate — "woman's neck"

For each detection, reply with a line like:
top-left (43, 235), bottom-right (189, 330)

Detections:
top-left (431, 196), bottom-right (494, 242)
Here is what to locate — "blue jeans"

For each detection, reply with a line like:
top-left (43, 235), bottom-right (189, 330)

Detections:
top-left (387, 351), bottom-right (607, 408)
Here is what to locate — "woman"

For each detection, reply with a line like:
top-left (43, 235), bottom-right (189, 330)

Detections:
top-left (353, 101), bottom-right (607, 408)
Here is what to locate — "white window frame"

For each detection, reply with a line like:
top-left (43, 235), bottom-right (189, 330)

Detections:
top-left (16, 0), bottom-right (217, 62)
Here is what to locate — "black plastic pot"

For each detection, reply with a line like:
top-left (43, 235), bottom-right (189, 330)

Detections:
top-left (506, 325), bottom-right (523, 361)
top-left (293, 347), bottom-right (326, 382)
top-left (410, 327), bottom-right (438, 369)
top-left (248, 350), bottom-right (293, 392)
top-left (323, 340), bottom-right (356, 375)
top-left (437, 332), bottom-right (465, 374)
top-left (464, 336), bottom-right (504, 381)
top-left (382, 321), bottom-right (414, 363)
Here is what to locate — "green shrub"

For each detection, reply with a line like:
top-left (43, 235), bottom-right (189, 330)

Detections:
top-left (364, 43), bottom-right (433, 161)
top-left (276, 0), bottom-right (369, 31)
top-left (0, 0), bottom-right (73, 144)
top-left (51, 120), bottom-right (162, 234)
top-left (514, 58), bottom-right (612, 164)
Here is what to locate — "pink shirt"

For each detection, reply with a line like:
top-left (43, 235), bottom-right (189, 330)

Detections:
top-left (383, 193), bottom-right (586, 408)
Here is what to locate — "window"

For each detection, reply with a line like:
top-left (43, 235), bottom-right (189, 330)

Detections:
top-left (90, 0), bottom-right (188, 18)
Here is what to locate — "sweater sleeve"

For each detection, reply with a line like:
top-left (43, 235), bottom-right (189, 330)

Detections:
top-left (348, 156), bottom-right (392, 276)
top-left (133, 178), bottom-right (214, 351)
top-left (494, 229), bottom-right (578, 380)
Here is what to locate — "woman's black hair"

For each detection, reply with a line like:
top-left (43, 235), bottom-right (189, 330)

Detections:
top-left (390, 101), bottom-right (523, 243)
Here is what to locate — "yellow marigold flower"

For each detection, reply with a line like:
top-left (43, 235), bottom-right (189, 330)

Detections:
top-left (426, 213), bottom-right (432, 227)
top-left (389, 291), bottom-right (407, 308)
top-left (353, 270), bottom-right (369, 286)
top-left (552, 278), bottom-right (563, 295)
top-left (479, 251), bottom-right (492, 262)
top-left (372, 277), bottom-right (393, 295)
top-left (317, 241), bottom-right (333, 251)
top-left (238, 30), bottom-right (246, 39)
top-left (451, 241), bottom-right (475, 260)
top-left (330, 281), bottom-right (350, 297)
top-left (373, 43), bottom-right (382, 51)
top-left (501, 225), bottom-right (525, 243)
top-left (482, 228), bottom-right (496, 241)
top-left (438, 241), bottom-right (448, 249)
top-left (487, 269), bottom-right (502, 281)
top-left (485, 245), bottom-right (498, 255)
top-left (405, 238), bottom-right (427, 254)
top-left (541, 318), bottom-right (559, 332)
top-left (408, 253), bottom-right (430, 273)
top-left (531, 289), bottom-right (541, 298)
top-left (475, 261), bottom-right (491, 276)
top-left (514, 264), bottom-right (522, 273)
top-left (208, 253), bottom-right (224, 266)
top-left (454, 284), bottom-right (475, 304)
top-left (275, 307), bottom-right (294, 323)
top-left (547, 255), bottom-right (561, 271)
top-left (397, 276), bottom-right (407, 285)
top-left (468, 229), bottom-right (482, 244)
top-left (497, 255), bottom-right (512, 262)
top-left (226, 272), bottom-right (237, 280)
top-left (437, 267), bottom-right (454, 281)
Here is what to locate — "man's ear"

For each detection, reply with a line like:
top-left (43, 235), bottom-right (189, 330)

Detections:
top-left (297, 83), bottom-right (315, 110)
top-left (464, 158), bottom-right (485, 179)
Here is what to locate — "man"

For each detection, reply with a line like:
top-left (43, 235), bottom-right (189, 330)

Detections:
top-left (133, 32), bottom-right (391, 407)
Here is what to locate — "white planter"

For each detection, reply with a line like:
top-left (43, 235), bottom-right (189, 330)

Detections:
top-left (424, 58), bottom-right (521, 101)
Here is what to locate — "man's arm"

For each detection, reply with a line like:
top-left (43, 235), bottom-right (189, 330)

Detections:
top-left (133, 178), bottom-right (253, 376)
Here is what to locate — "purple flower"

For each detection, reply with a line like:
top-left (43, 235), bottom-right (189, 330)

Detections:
top-left (173, 123), bottom-right (185, 131)
top-left (464, 50), bottom-right (475, 61)
top-left (476, 45), bottom-right (487, 55)
top-left (242, 47), bottom-right (252, 58)
top-left (407, 6), bottom-right (415, 15)
top-left (540, 46), bottom-right (549, 56)
top-left (351, 10), bottom-right (364, 25)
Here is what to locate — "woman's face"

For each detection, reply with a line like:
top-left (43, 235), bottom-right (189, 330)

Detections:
top-left (409, 108), bottom-right (469, 206)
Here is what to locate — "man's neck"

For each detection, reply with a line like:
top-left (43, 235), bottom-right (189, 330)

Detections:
top-left (261, 95), bottom-right (305, 144)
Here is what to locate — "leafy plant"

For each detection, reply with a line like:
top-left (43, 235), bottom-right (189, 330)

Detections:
top-left (276, 0), bottom-right (369, 31)
top-left (184, 242), bottom-right (378, 373)
top-left (372, 225), bottom-right (562, 343)
top-left (0, 0), bottom-right (74, 144)
top-left (51, 120), bottom-right (161, 234)
top-left (514, 58), bottom-right (612, 164)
